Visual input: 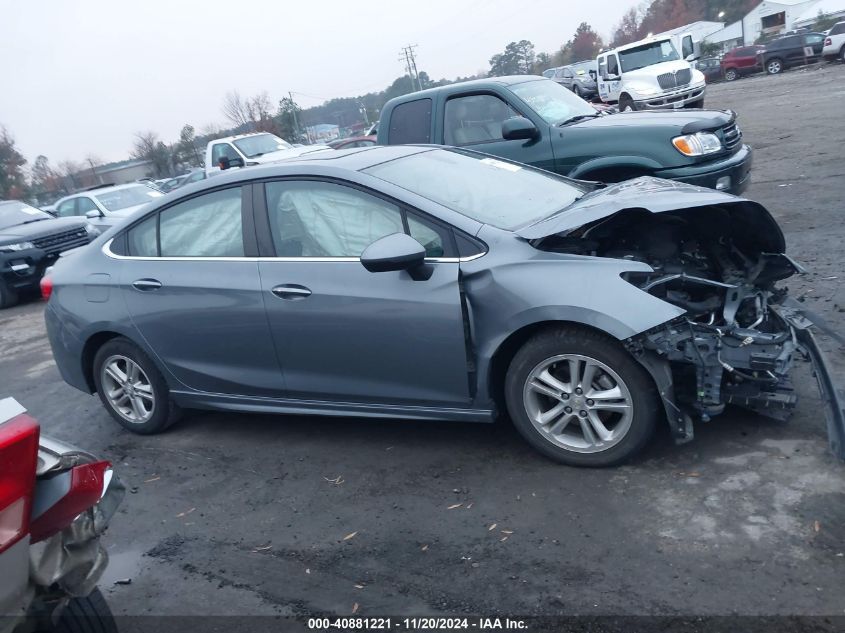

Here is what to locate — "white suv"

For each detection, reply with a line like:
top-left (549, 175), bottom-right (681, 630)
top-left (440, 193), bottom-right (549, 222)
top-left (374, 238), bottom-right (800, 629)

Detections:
top-left (823, 21), bottom-right (845, 61)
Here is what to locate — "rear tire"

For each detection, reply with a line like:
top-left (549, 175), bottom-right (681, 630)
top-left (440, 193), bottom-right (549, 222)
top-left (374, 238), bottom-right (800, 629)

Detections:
top-left (766, 58), bottom-right (783, 74)
top-left (0, 279), bottom-right (19, 309)
top-left (505, 326), bottom-right (660, 467)
top-left (724, 68), bottom-right (738, 81)
top-left (93, 337), bottom-right (182, 434)
top-left (51, 588), bottom-right (118, 633)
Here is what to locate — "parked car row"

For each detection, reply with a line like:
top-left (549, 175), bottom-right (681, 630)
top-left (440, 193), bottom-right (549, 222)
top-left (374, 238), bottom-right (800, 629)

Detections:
top-left (699, 27), bottom-right (839, 84)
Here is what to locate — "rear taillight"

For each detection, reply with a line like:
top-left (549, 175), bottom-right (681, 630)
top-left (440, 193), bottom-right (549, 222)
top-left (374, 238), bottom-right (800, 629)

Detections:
top-left (0, 413), bottom-right (39, 554)
top-left (825, 37), bottom-right (832, 46)
top-left (40, 274), bottom-right (53, 300)
top-left (30, 460), bottom-right (111, 543)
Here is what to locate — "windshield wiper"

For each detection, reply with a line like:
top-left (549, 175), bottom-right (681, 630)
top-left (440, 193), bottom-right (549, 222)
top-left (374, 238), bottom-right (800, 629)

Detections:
top-left (558, 113), bottom-right (600, 126)
top-left (22, 217), bottom-right (49, 224)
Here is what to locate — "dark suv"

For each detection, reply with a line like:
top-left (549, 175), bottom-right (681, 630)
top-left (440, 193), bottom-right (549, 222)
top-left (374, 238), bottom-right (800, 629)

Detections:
top-left (720, 45), bottom-right (764, 80)
top-left (0, 200), bottom-right (97, 308)
top-left (760, 32), bottom-right (826, 74)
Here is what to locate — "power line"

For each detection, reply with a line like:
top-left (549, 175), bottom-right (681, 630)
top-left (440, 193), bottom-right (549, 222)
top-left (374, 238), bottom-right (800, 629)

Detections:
top-left (398, 44), bottom-right (422, 91)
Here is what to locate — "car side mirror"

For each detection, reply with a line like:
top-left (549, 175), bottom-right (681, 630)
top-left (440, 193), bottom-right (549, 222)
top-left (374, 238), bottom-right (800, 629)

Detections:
top-left (218, 156), bottom-right (244, 170)
top-left (360, 233), bottom-right (425, 273)
top-left (502, 117), bottom-right (539, 141)
top-left (85, 209), bottom-right (104, 219)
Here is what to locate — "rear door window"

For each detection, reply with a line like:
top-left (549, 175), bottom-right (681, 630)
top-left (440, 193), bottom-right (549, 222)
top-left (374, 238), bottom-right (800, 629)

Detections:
top-left (387, 99), bottom-right (432, 144)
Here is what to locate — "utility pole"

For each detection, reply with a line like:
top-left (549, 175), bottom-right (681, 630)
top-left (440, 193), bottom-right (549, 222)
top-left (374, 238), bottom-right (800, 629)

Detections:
top-left (399, 45), bottom-right (422, 91)
top-left (288, 91), bottom-right (300, 141)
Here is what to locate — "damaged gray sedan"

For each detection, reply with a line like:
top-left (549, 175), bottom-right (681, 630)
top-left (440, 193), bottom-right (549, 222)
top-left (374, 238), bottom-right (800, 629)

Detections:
top-left (43, 146), bottom-right (844, 466)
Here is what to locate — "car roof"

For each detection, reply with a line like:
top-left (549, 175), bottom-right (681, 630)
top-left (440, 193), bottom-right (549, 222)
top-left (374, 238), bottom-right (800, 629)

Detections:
top-left (209, 131), bottom-right (278, 144)
top-left (184, 145), bottom-right (433, 191)
top-left (385, 75), bottom-right (545, 104)
top-left (57, 182), bottom-right (154, 201)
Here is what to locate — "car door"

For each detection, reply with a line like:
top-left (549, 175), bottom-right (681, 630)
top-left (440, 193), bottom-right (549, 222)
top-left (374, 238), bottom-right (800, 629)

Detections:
top-left (805, 33), bottom-right (825, 57)
top-left (117, 185), bottom-right (284, 397)
top-left (256, 178), bottom-right (471, 407)
top-left (208, 142), bottom-right (243, 175)
top-left (441, 91), bottom-right (555, 172)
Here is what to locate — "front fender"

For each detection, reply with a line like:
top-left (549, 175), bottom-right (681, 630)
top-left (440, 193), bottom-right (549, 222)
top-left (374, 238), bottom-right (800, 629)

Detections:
top-left (569, 155), bottom-right (665, 179)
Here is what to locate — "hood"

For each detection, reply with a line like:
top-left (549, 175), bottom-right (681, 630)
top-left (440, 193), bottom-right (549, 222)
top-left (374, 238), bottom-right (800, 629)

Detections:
top-left (0, 216), bottom-right (88, 243)
top-left (253, 145), bottom-right (333, 164)
top-left (572, 109), bottom-right (734, 133)
top-left (516, 176), bottom-right (785, 252)
top-left (622, 59), bottom-right (694, 81)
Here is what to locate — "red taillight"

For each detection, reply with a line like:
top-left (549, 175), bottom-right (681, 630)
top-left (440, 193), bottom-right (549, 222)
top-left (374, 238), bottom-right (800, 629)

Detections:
top-left (825, 37), bottom-right (832, 46)
top-left (30, 460), bottom-right (111, 543)
top-left (0, 414), bottom-right (39, 554)
top-left (40, 274), bottom-right (53, 301)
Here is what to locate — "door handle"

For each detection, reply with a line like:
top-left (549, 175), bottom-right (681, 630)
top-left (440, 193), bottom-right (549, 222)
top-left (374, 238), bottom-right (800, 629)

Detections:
top-left (271, 284), bottom-right (312, 300)
top-left (132, 278), bottom-right (162, 291)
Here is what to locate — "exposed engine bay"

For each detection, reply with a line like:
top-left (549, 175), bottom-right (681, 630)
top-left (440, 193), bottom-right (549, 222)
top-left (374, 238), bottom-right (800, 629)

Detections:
top-left (534, 203), bottom-right (844, 455)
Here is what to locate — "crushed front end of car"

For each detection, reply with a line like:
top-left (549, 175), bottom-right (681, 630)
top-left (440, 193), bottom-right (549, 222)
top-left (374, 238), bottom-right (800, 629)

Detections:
top-left (523, 177), bottom-right (845, 458)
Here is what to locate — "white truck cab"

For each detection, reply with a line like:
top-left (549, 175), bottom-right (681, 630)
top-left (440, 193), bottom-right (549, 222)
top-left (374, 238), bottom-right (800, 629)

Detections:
top-left (596, 34), bottom-right (705, 111)
top-left (205, 132), bottom-right (332, 176)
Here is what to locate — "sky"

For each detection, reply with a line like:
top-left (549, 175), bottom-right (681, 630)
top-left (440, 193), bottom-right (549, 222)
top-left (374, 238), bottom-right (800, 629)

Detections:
top-left (0, 0), bottom-right (634, 166)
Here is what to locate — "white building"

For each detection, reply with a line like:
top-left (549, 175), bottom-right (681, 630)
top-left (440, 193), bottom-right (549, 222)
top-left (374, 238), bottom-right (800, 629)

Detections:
top-left (705, 0), bottom-right (829, 49)
top-left (651, 20), bottom-right (727, 43)
top-left (793, 0), bottom-right (845, 27)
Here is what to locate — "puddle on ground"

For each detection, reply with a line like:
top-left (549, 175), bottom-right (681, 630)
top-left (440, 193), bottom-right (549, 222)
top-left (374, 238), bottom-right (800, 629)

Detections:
top-left (99, 548), bottom-right (146, 587)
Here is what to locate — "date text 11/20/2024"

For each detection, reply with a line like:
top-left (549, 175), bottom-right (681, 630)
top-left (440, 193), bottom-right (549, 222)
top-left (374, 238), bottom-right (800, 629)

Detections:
top-left (307, 617), bottom-right (528, 630)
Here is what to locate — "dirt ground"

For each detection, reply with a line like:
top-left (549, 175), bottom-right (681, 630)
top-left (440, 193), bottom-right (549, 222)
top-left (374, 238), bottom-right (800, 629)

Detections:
top-left (2, 63), bottom-right (844, 622)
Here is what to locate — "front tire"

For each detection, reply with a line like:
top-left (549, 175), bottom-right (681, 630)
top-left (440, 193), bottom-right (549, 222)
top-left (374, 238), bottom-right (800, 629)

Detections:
top-left (766, 58), bottom-right (783, 74)
top-left (93, 337), bottom-right (181, 434)
top-left (51, 588), bottom-right (118, 633)
top-left (0, 279), bottom-right (19, 309)
top-left (573, 84), bottom-right (583, 98)
top-left (724, 68), bottom-right (738, 81)
top-left (505, 327), bottom-right (659, 467)
top-left (618, 94), bottom-right (636, 112)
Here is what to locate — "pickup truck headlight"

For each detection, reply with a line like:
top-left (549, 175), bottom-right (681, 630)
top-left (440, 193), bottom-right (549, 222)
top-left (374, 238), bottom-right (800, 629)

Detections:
top-left (0, 241), bottom-right (34, 253)
top-left (672, 132), bottom-right (722, 156)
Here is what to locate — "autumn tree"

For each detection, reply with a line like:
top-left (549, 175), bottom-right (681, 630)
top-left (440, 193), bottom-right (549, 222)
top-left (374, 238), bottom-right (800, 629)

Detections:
top-left (30, 155), bottom-right (65, 199)
top-left (569, 22), bottom-right (604, 62)
top-left (611, 7), bottom-right (642, 47)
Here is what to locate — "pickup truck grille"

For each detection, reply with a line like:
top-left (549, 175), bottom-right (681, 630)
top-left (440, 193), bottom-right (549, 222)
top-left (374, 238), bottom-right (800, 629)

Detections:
top-left (32, 227), bottom-right (90, 255)
top-left (721, 122), bottom-right (742, 151)
top-left (656, 68), bottom-right (692, 90)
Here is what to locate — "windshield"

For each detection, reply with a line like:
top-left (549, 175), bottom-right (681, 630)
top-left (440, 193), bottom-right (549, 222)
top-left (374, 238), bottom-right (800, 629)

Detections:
top-left (509, 79), bottom-right (596, 126)
top-left (233, 133), bottom-right (293, 158)
top-left (0, 201), bottom-right (52, 230)
top-left (571, 61), bottom-right (597, 75)
top-left (94, 185), bottom-right (162, 211)
top-left (619, 40), bottom-right (680, 72)
top-left (363, 148), bottom-right (586, 231)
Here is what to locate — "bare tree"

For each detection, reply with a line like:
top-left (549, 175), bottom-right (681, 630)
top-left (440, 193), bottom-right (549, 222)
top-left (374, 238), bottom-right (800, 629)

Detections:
top-left (222, 90), bottom-right (251, 128)
top-left (131, 131), bottom-right (171, 178)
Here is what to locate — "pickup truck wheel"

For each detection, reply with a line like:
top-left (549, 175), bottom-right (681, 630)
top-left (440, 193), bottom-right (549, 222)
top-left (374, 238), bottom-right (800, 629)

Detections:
top-left (618, 94), bottom-right (636, 111)
top-left (93, 337), bottom-right (182, 434)
top-left (766, 58), bottom-right (783, 74)
top-left (724, 68), bottom-right (738, 81)
top-left (0, 279), bottom-right (19, 309)
top-left (505, 326), bottom-right (659, 467)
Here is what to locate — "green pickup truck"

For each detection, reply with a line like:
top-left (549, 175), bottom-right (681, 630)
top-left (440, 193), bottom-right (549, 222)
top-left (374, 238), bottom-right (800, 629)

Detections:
top-left (377, 75), bottom-right (752, 194)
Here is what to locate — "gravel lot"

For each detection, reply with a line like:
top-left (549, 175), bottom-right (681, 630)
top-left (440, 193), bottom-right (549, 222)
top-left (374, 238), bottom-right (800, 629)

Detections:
top-left (2, 64), bottom-right (844, 621)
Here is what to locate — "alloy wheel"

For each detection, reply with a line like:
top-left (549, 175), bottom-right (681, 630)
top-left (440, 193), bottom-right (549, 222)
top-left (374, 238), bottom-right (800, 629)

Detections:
top-left (767, 60), bottom-right (782, 74)
top-left (522, 354), bottom-right (633, 454)
top-left (101, 355), bottom-right (155, 423)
